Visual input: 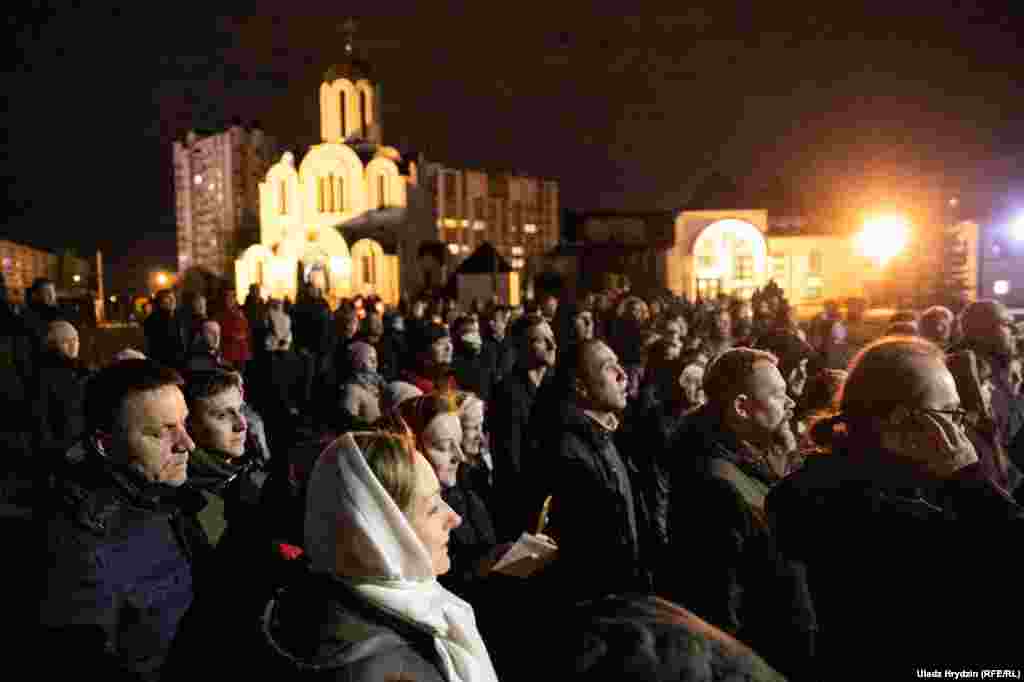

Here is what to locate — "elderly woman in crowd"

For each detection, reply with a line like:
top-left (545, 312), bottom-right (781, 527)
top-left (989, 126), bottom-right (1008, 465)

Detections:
top-left (260, 428), bottom-right (499, 682)
top-left (768, 336), bottom-right (1024, 677)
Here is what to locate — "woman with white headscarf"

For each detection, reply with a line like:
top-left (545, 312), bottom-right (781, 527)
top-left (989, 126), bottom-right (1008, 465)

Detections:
top-left (261, 427), bottom-right (500, 682)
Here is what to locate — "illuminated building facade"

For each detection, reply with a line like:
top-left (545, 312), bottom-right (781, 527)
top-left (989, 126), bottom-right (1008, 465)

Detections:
top-left (235, 39), bottom-right (438, 307)
top-left (430, 167), bottom-right (560, 274)
top-left (174, 125), bottom-right (278, 279)
top-left (0, 240), bottom-right (92, 303)
top-left (549, 209), bottom-right (979, 312)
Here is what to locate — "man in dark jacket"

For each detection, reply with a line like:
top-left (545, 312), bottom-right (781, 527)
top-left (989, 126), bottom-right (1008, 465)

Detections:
top-left (144, 289), bottom-right (187, 370)
top-left (31, 321), bottom-right (92, 477)
top-left (540, 338), bottom-right (651, 603)
top-left (161, 369), bottom-right (284, 677)
top-left (665, 348), bottom-right (815, 680)
top-left (489, 314), bottom-right (555, 541)
top-left (482, 304), bottom-right (514, 383)
top-left (450, 315), bottom-right (495, 403)
top-left (20, 277), bottom-right (62, 358)
top-left (39, 359), bottom-right (207, 681)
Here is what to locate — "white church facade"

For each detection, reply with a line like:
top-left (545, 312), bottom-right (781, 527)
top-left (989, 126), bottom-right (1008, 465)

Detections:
top-left (234, 51), bottom-right (428, 307)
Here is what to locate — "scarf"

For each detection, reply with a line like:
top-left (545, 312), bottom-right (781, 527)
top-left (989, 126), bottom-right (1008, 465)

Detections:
top-left (350, 370), bottom-right (385, 396)
top-left (305, 433), bottom-right (499, 682)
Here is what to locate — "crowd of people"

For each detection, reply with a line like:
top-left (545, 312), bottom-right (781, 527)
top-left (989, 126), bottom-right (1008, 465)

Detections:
top-left (3, 269), bottom-right (1024, 680)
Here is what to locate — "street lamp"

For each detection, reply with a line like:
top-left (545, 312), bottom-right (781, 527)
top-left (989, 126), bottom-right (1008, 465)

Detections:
top-left (856, 215), bottom-right (910, 266)
top-left (1012, 215), bottom-right (1024, 242)
top-left (72, 274), bottom-right (82, 284)
top-left (155, 272), bottom-right (169, 287)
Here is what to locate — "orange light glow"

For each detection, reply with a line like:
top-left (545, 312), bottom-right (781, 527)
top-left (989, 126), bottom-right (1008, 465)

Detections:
top-left (856, 215), bottom-right (910, 265)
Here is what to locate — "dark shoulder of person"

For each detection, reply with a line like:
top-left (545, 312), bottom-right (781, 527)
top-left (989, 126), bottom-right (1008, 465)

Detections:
top-left (260, 572), bottom-right (446, 681)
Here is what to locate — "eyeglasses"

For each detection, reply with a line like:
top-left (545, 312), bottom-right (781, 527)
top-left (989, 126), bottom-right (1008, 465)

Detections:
top-left (910, 407), bottom-right (968, 427)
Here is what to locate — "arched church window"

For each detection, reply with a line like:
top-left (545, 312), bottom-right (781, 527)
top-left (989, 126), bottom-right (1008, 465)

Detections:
top-left (809, 249), bottom-right (824, 274)
top-left (362, 254), bottom-right (376, 286)
top-left (279, 180), bottom-right (287, 215)
top-left (359, 91), bottom-right (368, 136)
top-left (335, 175), bottom-right (345, 212)
top-left (339, 92), bottom-right (347, 137)
top-left (325, 174), bottom-right (335, 212)
top-left (377, 175), bottom-right (387, 209)
top-left (317, 178), bottom-right (325, 213)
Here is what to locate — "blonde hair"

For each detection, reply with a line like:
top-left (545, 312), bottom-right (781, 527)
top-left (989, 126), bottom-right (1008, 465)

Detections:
top-left (353, 427), bottom-right (419, 514)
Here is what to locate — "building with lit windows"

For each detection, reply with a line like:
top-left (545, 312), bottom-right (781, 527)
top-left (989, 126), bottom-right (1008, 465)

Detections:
top-left (173, 124), bottom-right (278, 279)
top-left (547, 209), bottom-right (979, 312)
top-left (430, 167), bottom-right (560, 275)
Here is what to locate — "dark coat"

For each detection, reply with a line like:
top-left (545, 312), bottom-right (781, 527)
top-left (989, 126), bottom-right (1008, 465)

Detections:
top-left (665, 406), bottom-right (816, 680)
top-left (30, 351), bottom-right (92, 466)
top-left (440, 471), bottom-right (498, 600)
top-left (489, 368), bottom-right (548, 540)
top-left (539, 594), bottom-right (787, 681)
top-left (376, 331), bottom-right (406, 382)
top-left (620, 398), bottom-right (694, 556)
top-left (162, 447), bottom-right (293, 679)
top-left (451, 342), bottom-right (496, 403)
top-left (144, 310), bottom-right (187, 369)
top-left (768, 452), bottom-right (1024, 676)
top-left (541, 405), bottom-right (651, 604)
top-left (39, 444), bottom-right (208, 681)
top-left (259, 570), bottom-right (447, 681)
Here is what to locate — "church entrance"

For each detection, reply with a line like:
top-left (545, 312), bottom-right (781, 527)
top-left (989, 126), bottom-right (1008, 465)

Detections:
top-left (691, 219), bottom-right (768, 299)
top-left (696, 278), bottom-right (722, 300)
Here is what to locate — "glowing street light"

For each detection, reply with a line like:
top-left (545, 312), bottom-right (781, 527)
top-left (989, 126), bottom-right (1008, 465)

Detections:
top-left (1012, 215), bottom-right (1024, 241)
top-left (856, 215), bottom-right (910, 266)
top-left (72, 274), bottom-right (82, 284)
top-left (155, 272), bottom-right (169, 287)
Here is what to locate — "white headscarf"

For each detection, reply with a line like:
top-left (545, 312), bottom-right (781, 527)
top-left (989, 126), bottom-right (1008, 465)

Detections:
top-left (304, 433), bottom-right (499, 682)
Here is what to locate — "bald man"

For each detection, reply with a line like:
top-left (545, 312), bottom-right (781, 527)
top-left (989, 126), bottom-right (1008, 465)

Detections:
top-left (47, 320), bottom-right (80, 361)
top-left (33, 320), bottom-right (92, 469)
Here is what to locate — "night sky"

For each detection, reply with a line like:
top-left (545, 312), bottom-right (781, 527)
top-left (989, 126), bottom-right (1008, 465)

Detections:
top-left (6, 3), bottom-right (1024, 290)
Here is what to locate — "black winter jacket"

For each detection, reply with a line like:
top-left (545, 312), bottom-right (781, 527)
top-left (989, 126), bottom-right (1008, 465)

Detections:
top-left (541, 405), bottom-right (652, 603)
top-left (665, 406), bottom-right (817, 680)
top-left (768, 452), bottom-right (1024, 676)
top-left (39, 444), bottom-right (208, 681)
top-left (260, 570), bottom-right (447, 681)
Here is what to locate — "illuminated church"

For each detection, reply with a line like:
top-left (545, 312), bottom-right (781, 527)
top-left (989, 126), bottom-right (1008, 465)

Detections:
top-left (234, 31), bottom-right (432, 306)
